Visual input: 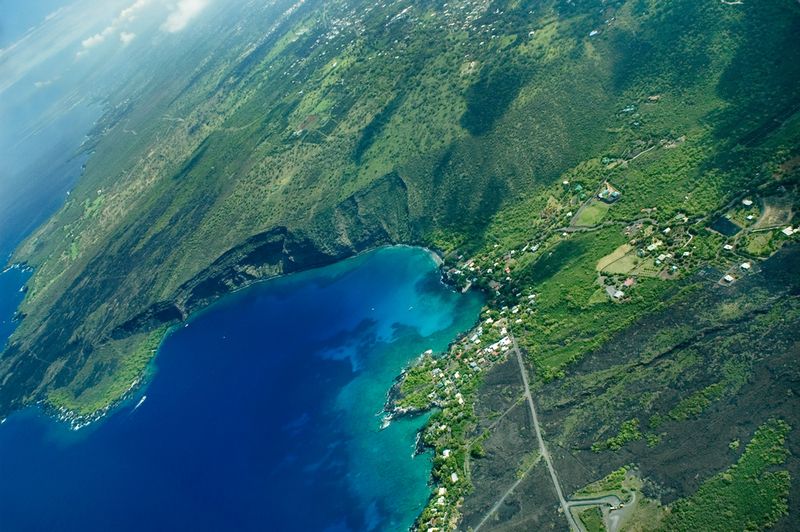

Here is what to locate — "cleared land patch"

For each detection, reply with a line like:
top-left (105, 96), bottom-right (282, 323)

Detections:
top-left (631, 257), bottom-right (662, 277)
top-left (596, 244), bottom-right (632, 272)
top-left (755, 195), bottom-right (793, 229)
top-left (573, 199), bottom-right (611, 227)
top-left (744, 230), bottom-right (776, 257)
top-left (595, 244), bottom-right (662, 278)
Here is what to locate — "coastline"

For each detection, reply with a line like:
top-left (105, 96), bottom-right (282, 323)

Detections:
top-left (382, 306), bottom-right (487, 532)
top-left (1, 245), bottom-right (479, 531)
top-left (24, 244), bottom-right (460, 432)
top-left (4, 242), bottom-right (483, 529)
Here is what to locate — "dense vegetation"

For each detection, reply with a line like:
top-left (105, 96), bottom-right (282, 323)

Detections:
top-left (663, 419), bottom-right (791, 531)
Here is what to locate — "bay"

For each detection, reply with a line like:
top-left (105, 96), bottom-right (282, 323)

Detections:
top-left (0, 246), bottom-right (482, 531)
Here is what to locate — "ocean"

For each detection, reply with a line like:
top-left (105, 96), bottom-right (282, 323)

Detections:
top-left (0, 246), bottom-right (482, 531)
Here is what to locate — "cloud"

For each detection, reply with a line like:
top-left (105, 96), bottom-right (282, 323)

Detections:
top-left (119, 31), bottom-right (136, 45)
top-left (81, 26), bottom-right (113, 49)
top-left (119, 0), bottom-right (152, 21)
top-left (161, 0), bottom-right (210, 33)
top-left (78, 0), bottom-right (152, 54)
top-left (45, 7), bottom-right (66, 22)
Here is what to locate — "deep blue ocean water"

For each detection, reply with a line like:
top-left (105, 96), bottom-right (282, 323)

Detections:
top-left (0, 246), bottom-right (482, 531)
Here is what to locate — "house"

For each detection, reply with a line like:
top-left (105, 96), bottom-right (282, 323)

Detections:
top-left (742, 199), bottom-right (754, 207)
top-left (740, 262), bottom-right (751, 270)
top-left (723, 274), bottom-right (735, 283)
top-left (782, 226), bottom-right (795, 236)
top-left (598, 181), bottom-right (622, 204)
top-left (606, 286), bottom-right (624, 299)
top-left (624, 277), bottom-right (635, 287)
top-left (451, 473), bottom-right (459, 483)
top-left (723, 244), bottom-right (734, 251)
top-left (442, 449), bottom-right (451, 458)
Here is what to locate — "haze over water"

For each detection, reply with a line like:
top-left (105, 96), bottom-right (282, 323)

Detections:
top-left (0, 246), bottom-right (482, 531)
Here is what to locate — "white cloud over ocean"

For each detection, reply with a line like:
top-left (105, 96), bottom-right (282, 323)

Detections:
top-left (161, 0), bottom-right (210, 33)
top-left (120, 31), bottom-right (136, 45)
top-left (77, 0), bottom-right (153, 55)
top-left (76, 0), bottom-right (210, 57)
top-left (119, 0), bottom-right (153, 21)
top-left (81, 26), bottom-right (114, 48)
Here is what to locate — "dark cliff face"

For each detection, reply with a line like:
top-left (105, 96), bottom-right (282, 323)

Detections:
top-left (0, 171), bottom-right (416, 417)
top-left (114, 170), bottom-right (414, 337)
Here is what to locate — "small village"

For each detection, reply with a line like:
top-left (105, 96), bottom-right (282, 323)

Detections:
top-left (389, 167), bottom-right (798, 530)
top-left (387, 307), bottom-right (519, 531)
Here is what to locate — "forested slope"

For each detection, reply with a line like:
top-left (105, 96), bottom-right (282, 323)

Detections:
top-left (2, 0), bottom-right (799, 466)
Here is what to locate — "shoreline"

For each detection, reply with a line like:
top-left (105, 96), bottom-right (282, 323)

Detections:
top-left (4, 241), bottom-right (485, 530)
top-left (14, 244), bottom-right (464, 432)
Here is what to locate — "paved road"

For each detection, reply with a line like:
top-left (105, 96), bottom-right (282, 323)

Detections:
top-left (510, 333), bottom-right (579, 532)
top-left (565, 492), bottom-right (636, 532)
top-left (472, 333), bottom-right (633, 532)
top-left (565, 494), bottom-right (622, 532)
top-left (566, 494), bottom-right (622, 508)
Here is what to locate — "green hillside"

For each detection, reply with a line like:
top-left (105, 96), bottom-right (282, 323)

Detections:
top-left (3, 0), bottom-right (800, 528)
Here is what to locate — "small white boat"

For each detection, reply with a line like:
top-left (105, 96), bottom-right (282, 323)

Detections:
top-left (133, 395), bottom-right (147, 410)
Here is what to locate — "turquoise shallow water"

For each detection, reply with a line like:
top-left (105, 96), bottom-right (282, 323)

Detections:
top-left (0, 246), bottom-right (482, 531)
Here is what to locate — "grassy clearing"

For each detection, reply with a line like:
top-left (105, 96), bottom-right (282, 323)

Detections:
top-left (631, 257), bottom-right (662, 277)
top-left (578, 507), bottom-right (606, 532)
top-left (604, 253), bottom-right (639, 275)
top-left (743, 231), bottom-right (776, 257)
top-left (587, 287), bottom-right (610, 306)
top-left (596, 244), bottom-right (632, 271)
top-left (574, 199), bottom-right (611, 227)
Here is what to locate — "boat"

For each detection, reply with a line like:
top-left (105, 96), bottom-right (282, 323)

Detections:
top-left (133, 395), bottom-right (147, 410)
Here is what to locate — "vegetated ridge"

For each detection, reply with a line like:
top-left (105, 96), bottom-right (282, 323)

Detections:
top-left (3, 0), bottom-right (800, 529)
